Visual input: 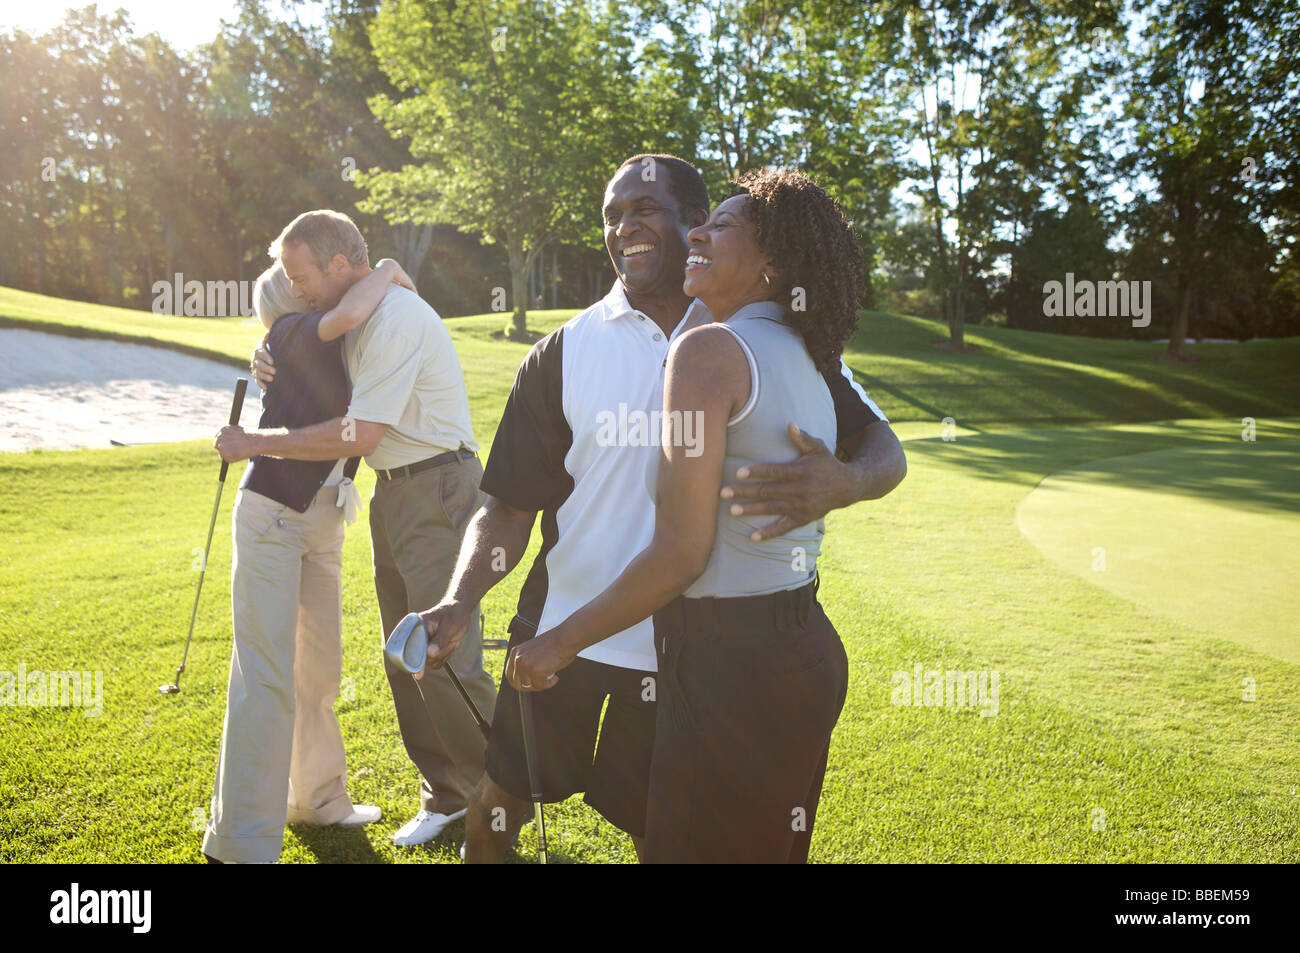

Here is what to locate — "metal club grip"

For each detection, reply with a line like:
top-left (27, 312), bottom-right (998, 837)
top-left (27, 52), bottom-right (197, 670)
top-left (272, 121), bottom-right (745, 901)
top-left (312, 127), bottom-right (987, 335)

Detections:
top-left (219, 378), bottom-right (249, 482)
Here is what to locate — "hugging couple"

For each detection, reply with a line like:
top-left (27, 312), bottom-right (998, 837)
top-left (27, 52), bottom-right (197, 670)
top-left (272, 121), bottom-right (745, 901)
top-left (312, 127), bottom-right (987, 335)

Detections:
top-left (205, 153), bottom-right (906, 864)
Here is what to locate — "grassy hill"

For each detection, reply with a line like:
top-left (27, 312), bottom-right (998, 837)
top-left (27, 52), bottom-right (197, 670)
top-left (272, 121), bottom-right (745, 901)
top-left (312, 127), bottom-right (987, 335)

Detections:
top-left (5, 285), bottom-right (1299, 438)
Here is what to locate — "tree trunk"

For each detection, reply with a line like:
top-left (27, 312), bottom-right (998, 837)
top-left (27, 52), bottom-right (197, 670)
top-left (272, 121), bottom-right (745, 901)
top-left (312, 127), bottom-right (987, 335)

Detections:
top-left (949, 247), bottom-right (966, 349)
top-left (949, 291), bottom-right (965, 349)
top-left (393, 223), bottom-right (434, 284)
top-left (1168, 273), bottom-right (1191, 358)
top-left (506, 233), bottom-right (529, 337)
top-left (35, 181), bottom-right (47, 295)
top-left (163, 216), bottom-right (176, 297)
top-left (34, 226), bottom-right (45, 296)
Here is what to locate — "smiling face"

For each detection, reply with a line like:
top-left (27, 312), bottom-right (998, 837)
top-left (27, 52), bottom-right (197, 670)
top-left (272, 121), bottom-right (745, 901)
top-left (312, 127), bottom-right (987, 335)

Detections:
top-left (683, 194), bottom-right (773, 314)
top-left (603, 165), bottom-right (698, 299)
top-left (279, 241), bottom-right (355, 311)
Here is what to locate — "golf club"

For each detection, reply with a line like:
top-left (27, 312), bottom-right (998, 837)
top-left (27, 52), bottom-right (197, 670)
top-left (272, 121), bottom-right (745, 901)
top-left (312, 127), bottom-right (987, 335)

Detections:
top-left (482, 611), bottom-right (508, 651)
top-left (160, 377), bottom-right (248, 695)
top-left (387, 612), bottom-right (546, 861)
top-left (518, 691), bottom-right (548, 864)
top-left (385, 611), bottom-right (491, 738)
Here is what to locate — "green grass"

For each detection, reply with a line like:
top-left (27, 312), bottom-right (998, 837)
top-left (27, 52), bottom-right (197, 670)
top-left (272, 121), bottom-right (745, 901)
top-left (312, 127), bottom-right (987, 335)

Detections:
top-left (0, 286), bottom-right (264, 369)
top-left (1017, 435), bottom-right (1300, 663)
top-left (1, 286), bottom-right (1298, 863)
top-left (846, 310), bottom-right (1300, 427)
top-left (6, 284), bottom-right (1300, 431)
top-left (813, 418), bottom-right (1298, 861)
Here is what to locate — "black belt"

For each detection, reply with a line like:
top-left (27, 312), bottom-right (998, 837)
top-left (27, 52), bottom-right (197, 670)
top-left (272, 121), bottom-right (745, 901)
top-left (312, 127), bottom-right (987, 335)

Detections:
top-left (375, 448), bottom-right (475, 481)
top-left (678, 575), bottom-right (819, 631)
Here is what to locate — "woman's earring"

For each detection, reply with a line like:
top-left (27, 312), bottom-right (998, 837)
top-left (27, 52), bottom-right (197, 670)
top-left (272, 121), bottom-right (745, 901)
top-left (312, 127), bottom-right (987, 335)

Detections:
top-left (762, 271), bottom-right (771, 286)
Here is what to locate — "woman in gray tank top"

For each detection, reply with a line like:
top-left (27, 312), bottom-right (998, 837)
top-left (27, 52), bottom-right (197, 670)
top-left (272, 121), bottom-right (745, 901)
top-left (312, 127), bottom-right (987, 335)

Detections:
top-left (505, 170), bottom-right (864, 862)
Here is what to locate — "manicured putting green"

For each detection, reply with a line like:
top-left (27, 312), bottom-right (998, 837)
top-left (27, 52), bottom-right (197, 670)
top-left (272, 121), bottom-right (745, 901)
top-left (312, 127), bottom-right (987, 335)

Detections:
top-left (1016, 440), bottom-right (1300, 663)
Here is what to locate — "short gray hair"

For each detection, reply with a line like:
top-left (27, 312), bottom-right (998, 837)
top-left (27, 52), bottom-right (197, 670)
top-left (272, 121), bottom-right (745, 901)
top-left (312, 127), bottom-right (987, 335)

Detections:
top-left (268, 209), bottom-right (369, 271)
top-left (254, 262), bottom-right (301, 329)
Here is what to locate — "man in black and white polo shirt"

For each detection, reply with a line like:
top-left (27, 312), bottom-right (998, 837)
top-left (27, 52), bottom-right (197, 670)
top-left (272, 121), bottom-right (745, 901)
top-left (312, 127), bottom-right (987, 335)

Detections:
top-left (417, 155), bottom-right (906, 862)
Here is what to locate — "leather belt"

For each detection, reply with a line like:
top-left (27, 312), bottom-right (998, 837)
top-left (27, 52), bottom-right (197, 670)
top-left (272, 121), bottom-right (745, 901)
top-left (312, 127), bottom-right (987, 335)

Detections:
top-left (375, 448), bottom-right (475, 481)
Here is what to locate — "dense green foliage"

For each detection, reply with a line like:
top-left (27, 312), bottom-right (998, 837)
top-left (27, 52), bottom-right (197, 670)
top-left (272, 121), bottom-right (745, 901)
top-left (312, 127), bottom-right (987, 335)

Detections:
top-left (1, 1), bottom-right (1295, 344)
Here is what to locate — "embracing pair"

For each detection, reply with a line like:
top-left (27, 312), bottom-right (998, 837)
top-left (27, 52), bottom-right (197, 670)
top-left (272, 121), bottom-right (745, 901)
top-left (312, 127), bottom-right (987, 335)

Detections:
top-left (416, 155), bottom-right (906, 863)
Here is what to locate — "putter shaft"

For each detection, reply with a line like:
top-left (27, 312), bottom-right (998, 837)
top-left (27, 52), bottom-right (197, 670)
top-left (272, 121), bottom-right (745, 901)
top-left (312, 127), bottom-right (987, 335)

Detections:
top-left (533, 801), bottom-right (547, 863)
top-left (162, 378), bottom-right (247, 694)
top-left (173, 478), bottom-right (226, 680)
top-left (518, 691), bottom-right (548, 864)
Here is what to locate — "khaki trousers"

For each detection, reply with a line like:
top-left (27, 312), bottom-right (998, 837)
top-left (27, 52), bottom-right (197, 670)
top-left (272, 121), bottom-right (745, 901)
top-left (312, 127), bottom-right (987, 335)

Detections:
top-left (202, 486), bottom-right (354, 863)
top-left (370, 454), bottom-right (496, 816)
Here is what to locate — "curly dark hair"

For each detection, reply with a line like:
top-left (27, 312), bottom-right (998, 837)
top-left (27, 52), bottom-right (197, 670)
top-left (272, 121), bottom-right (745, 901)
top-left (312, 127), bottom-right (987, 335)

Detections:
top-left (730, 169), bottom-right (865, 374)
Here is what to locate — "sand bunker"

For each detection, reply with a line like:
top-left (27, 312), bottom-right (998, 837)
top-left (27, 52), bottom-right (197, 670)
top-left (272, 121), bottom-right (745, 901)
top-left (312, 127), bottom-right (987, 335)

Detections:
top-left (0, 328), bottom-right (262, 452)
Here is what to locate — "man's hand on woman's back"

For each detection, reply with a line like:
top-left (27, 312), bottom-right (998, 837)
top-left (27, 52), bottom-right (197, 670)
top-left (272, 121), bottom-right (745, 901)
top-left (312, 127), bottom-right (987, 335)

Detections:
top-left (251, 339), bottom-right (275, 391)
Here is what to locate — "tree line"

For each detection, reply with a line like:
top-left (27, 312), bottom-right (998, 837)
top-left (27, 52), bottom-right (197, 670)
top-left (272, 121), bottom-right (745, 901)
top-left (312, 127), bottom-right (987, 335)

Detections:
top-left (1, 0), bottom-right (1296, 355)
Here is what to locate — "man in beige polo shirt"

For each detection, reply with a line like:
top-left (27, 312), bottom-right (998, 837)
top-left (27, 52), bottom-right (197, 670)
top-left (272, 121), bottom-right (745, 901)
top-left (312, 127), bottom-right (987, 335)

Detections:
top-left (228, 209), bottom-right (497, 847)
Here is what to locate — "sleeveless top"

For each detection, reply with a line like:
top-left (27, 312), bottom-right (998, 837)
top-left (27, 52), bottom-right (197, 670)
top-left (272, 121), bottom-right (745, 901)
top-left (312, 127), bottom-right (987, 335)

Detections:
top-left (646, 300), bottom-right (837, 598)
top-left (241, 311), bottom-right (359, 512)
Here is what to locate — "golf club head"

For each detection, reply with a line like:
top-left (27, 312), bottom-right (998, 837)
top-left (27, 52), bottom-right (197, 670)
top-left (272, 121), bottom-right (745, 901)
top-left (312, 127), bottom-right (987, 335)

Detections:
top-left (159, 684), bottom-right (179, 694)
top-left (385, 612), bottom-right (429, 674)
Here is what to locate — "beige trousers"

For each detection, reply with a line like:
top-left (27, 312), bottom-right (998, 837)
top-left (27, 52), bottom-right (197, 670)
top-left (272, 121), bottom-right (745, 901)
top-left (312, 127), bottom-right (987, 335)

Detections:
top-left (202, 486), bottom-right (355, 863)
top-left (370, 454), bottom-right (497, 816)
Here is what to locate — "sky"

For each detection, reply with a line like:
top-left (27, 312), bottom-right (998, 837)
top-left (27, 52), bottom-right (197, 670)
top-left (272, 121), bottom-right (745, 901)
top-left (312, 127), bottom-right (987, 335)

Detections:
top-left (0, 0), bottom-right (325, 51)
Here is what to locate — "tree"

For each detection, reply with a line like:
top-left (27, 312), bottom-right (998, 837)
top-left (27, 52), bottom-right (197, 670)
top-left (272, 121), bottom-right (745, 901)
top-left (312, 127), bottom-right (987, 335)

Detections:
top-left (0, 27), bottom-right (61, 293)
top-left (361, 0), bottom-right (649, 336)
top-left (631, 0), bottom-right (908, 305)
top-left (1002, 199), bottom-right (1116, 334)
top-left (1115, 0), bottom-right (1299, 357)
top-left (897, 0), bottom-right (1120, 348)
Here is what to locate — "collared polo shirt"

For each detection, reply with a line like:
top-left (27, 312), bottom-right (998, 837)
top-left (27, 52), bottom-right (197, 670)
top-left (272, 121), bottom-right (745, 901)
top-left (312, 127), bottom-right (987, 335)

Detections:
top-left (343, 285), bottom-right (479, 471)
top-left (480, 283), bottom-right (886, 671)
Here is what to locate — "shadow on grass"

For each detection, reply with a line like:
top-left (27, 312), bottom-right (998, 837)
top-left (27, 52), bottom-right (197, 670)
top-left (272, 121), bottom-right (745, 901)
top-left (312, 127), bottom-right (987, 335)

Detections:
top-left (1037, 445), bottom-right (1300, 514)
top-left (845, 313), bottom-right (1300, 427)
top-left (853, 369), bottom-right (964, 429)
top-left (907, 420), bottom-right (1300, 508)
top-left (289, 817), bottom-right (566, 864)
top-left (290, 822), bottom-right (387, 864)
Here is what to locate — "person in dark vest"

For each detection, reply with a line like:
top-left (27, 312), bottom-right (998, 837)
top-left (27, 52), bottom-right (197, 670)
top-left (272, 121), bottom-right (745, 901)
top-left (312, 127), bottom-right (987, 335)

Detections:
top-left (237, 211), bottom-right (494, 849)
top-left (203, 258), bottom-right (414, 863)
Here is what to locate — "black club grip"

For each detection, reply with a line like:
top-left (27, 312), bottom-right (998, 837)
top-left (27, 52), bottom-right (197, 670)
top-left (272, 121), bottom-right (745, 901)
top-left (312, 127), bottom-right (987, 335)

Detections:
top-left (219, 378), bottom-right (249, 482)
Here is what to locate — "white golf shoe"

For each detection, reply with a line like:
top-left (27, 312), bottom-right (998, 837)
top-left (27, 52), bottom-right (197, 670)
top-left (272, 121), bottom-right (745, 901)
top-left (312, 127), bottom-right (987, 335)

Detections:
top-left (392, 808), bottom-right (467, 846)
top-left (335, 805), bottom-right (382, 828)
